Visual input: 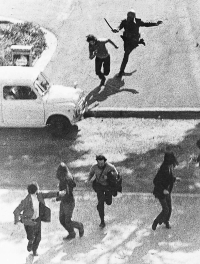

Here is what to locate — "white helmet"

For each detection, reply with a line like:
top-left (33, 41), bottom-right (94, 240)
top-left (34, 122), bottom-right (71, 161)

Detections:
top-left (127, 9), bottom-right (136, 16)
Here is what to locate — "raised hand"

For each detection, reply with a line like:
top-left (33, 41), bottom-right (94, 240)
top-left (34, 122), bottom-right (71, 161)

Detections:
top-left (157, 20), bottom-right (163, 25)
top-left (112, 29), bottom-right (119, 33)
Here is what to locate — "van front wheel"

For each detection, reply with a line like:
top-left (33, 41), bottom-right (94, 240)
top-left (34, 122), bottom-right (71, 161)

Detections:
top-left (48, 116), bottom-right (71, 137)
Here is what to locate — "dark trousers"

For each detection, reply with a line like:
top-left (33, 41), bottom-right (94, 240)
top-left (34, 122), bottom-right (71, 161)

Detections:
top-left (95, 55), bottom-right (110, 80)
top-left (120, 39), bottom-right (138, 73)
top-left (154, 194), bottom-right (172, 225)
top-left (59, 201), bottom-right (83, 236)
top-left (24, 218), bottom-right (41, 252)
top-left (96, 188), bottom-right (112, 222)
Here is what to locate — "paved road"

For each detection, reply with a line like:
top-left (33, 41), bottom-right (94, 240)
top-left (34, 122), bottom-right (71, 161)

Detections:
top-left (1, 0), bottom-right (200, 109)
top-left (1, 190), bottom-right (200, 264)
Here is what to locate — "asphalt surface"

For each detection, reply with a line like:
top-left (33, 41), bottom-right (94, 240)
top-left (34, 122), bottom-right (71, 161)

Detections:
top-left (1, 190), bottom-right (200, 264)
top-left (0, 1), bottom-right (200, 264)
top-left (1, 0), bottom-right (200, 109)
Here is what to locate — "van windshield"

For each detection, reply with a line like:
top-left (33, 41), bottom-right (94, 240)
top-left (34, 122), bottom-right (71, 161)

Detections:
top-left (34, 73), bottom-right (50, 96)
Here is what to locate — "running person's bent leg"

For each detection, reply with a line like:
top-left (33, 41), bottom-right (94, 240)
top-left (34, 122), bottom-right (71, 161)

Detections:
top-left (95, 57), bottom-right (104, 80)
top-left (103, 55), bottom-right (110, 76)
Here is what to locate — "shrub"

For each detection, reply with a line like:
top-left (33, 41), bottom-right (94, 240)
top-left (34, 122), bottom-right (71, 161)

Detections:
top-left (0, 21), bottom-right (47, 65)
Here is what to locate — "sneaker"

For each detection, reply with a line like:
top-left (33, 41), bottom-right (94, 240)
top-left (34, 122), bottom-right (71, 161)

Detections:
top-left (152, 220), bottom-right (158, 231)
top-left (99, 221), bottom-right (106, 228)
top-left (165, 222), bottom-right (171, 229)
top-left (79, 224), bottom-right (84, 237)
top-left (100, 76), bottom-right (106, 86)
top-left (27, 241), bottom-right (33, 252)
top-left (63, 233), bottom-right (76, 240)
top-left (139, 38), bottom-right (146, 46)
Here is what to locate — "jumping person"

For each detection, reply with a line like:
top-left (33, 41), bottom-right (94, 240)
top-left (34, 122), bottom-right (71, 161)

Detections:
top-left (112, 9), bottom-right (162, 77)
top-left (152, 152), bottom-right (180, 230)
top-left (56, 162), bottom-right (84, 240)
top-left (13, 182), bottom-right (58, 256)
top-left (86, 34), bottom-right (118, 86)
top-left (85, 155), bottom-right (118, 228)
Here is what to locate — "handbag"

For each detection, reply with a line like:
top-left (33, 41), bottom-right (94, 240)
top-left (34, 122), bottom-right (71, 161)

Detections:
top-left (107, 171), bottom-right (122, 195)
top-left (39, 202), bottom-right (51, 222)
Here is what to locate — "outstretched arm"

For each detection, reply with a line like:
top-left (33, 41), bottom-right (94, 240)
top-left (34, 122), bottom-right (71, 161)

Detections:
top-left (85, 166), bottom-right (95, 183)
top-left (107, 39), bottom-right (118, 49)
top-left (140, 19), bottom-right (163, 27)
top-left (112, 20), bottom-right (125, 33)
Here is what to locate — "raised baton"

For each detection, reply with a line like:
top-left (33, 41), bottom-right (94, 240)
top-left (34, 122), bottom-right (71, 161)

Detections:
top-left (104, 18), bottom-right (114, 31)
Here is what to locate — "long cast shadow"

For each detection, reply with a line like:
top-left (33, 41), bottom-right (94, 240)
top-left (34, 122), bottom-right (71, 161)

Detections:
top-left (86, 71), bottom-right (138, 107)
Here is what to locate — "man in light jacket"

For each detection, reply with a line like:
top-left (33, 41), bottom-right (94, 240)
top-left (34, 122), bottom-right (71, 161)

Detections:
top-left (13, 182), bottom-right (58, 256)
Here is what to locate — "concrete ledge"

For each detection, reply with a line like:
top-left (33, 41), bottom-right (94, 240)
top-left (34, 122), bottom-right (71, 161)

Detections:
top-left (85, 107), bottom-right (200, 119)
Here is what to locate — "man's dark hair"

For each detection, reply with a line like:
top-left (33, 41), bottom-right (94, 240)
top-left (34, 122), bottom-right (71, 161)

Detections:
top-left (86, 34), bottom-right (97, 43)
top-left (163, 153), bottom-right (177, 167)
top-left (96, 155), bottom-right (107, 162)
top-left (27, 184), bottom-right (38, 194)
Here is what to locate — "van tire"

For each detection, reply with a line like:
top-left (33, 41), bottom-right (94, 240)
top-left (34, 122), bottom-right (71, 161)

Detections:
top-left (48, 116), bottom-right (71, 137)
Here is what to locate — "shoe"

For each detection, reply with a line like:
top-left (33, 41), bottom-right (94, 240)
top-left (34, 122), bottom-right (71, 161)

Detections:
top-left (99, 221), bottom-right (106, 228)
top-left (139, 38), bottom-right (146, 46)
top-left (63, 233), bottom-right (76, 240)
top-left (33, 251), bottom-right (38, 256)
top-left (165, 222), bottom-right (171, 229)
top-left (152, 220), bottom-right (158, 231)
top-left (27, 241), bottom-right (33, 252)
top-left (100, 76), bottom-right (106, 86)
top-left (79, 224), bottom-right (84, 237)
top-left (112, 191), bottom-right (118, 197)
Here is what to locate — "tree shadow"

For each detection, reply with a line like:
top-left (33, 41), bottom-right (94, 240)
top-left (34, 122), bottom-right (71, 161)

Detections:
top-left (0, 125), bottom-right (88, 189)
top-left (86, 71), bottom-right (138, 107)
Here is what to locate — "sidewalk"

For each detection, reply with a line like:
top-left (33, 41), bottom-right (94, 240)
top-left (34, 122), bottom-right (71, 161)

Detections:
top-left (1, 189), bottom-right (200, 264)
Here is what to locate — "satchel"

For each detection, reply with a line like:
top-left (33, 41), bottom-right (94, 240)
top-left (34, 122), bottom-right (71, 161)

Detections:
top-left (107, 171), bottom-right (122, 195)
top-left (39, 202), bottom-right (51, 222)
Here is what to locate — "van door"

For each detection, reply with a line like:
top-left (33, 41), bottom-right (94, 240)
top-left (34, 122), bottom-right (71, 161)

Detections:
top-left (2, 85), bottom-right (45, 127)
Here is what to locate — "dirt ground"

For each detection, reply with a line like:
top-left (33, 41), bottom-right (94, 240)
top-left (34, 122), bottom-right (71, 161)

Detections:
top-left (0, 117), bottom-right (200, 194)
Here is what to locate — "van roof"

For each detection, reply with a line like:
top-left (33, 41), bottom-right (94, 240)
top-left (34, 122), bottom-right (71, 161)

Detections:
top-left (0, 66), bottom-right (40, 84)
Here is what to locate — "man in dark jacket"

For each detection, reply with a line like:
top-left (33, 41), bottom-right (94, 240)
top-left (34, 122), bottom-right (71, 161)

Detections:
top-left (112, 9), bottom-right (162, 77)
top-left (13, 182), bottom-right (58, 256)
top-left (152, 153), bottom-right (179, 230)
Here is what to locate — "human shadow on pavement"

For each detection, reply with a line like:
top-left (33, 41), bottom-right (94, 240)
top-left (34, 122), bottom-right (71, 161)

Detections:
top-left (86, 71), bottom-right (138, 107)
top-left (2, 191), bottom-right (200, 264)
top-left (25, 194), bottom-right (200, 264)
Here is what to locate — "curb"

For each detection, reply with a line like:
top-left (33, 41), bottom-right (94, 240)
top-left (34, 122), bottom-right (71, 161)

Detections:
top-left (0, 16), bottom-right (57, 71)
top-left (85, 107), bottom-right (200, 119)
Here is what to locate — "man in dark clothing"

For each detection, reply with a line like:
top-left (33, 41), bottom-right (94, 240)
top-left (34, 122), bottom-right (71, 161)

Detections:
top-left (112, 9), bottom-right (162, 77)
top-left (56, 162), bottom-right (84, 240)
top-left (152, 153), bottom-right (180, 231)
top-left (86, 34), bottom-right (118, 86)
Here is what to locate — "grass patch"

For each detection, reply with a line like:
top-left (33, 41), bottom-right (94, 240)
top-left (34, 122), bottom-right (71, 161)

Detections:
top-left (0, 21), bottom-right (47, 66)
